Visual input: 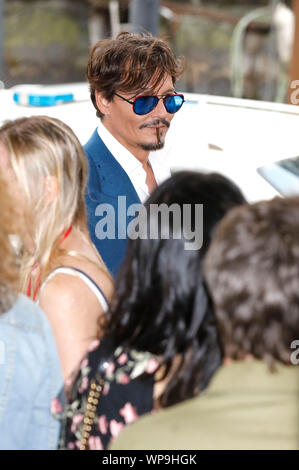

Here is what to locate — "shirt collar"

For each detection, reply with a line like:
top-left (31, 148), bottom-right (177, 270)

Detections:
top-left (97, 120), bottom-right (171, 202)
top-left (97, 120), bottom-right (142, 176)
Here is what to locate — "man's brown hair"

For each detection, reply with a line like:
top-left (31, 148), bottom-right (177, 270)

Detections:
top-left (87, 31), bottom-right (185, 118)
top-left (204, 196), bottom-right (299, 367)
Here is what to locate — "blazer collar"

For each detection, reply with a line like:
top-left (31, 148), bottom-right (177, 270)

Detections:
top-left (85, 129), bottom-right (141, 202)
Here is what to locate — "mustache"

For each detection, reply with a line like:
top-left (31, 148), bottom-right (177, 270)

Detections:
top-left (139, 118), bottom-right (170, 130)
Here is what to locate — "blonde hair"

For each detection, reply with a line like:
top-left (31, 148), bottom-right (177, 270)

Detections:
top-left (0, 172), bottom-right (18, 312)
top-left (0, 116), bottom-right (89, 292)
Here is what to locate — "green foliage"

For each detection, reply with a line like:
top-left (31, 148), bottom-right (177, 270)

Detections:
top-left (174, 16), bottom-right (231, 54)
top-left (4, 1), bottom-right (89, 84)
top-left (5, 2), bottom-right (80, 49)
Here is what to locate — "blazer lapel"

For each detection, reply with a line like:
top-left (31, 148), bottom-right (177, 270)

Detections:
top-left (84, 129), bottom-right (141, 203)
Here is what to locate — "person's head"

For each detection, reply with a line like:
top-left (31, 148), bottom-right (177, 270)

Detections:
top-left (0, 116), bottom-right (87, 284)
top-left (87, 31), bottom-right (185, 155)
top-left (104, 171), bottom-right (246, 407)
top-left (0, 173), bottom-right (18, 313)
top-left (204, 196), bottom-right (299, 367)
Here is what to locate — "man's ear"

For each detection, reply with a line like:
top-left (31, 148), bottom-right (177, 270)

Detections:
top-left (95, 91), bottom-right (110, 116)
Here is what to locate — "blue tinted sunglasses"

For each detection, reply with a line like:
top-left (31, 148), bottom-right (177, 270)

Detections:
top-left (114, 92), bottom-right (185, 115)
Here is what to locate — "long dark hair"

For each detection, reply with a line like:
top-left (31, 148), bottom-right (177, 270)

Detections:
top-left (104, 171), bottom-right (246, 407)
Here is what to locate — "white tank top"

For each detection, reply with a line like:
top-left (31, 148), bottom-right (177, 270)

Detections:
top-left (37, 266), bottom-right (109, 312)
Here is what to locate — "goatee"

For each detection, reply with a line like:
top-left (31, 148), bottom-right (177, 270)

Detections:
top-left (140, 141), bottom-right (164, 151)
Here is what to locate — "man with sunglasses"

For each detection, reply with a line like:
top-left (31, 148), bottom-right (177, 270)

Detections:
top-left (84, 31), bottom-right (185, 276)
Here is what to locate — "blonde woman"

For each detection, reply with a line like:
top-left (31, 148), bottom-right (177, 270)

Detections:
top-left (0, 172), bottom-right (63, 449)
top-left (0, 116), bottom-right (114, 386)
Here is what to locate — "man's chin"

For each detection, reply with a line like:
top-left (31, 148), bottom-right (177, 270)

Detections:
top-left (139, 141), bottom-right (165, 151)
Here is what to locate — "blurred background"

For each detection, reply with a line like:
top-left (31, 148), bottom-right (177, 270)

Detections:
top-left (0, 0), bottom-right (297, 103)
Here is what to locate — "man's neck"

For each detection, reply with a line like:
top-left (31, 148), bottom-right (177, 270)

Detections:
top-left (133, 149), bottom-right (150, 167)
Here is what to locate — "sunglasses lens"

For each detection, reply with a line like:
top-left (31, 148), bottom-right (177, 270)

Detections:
top-left (164, 94), bottom-right (184, 113)
top-left (134, 96), bottom-right (159, 115)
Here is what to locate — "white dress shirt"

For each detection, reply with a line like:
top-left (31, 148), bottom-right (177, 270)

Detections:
top-left (97, 121), bottom-right (171, 203)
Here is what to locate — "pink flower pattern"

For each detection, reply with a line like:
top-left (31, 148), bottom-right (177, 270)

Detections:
top-left (102, 383), bottom-right (110, 395)
top-left (98, 415), bottom-right (108, 435)
top-left (71, 414), bottom-right (84, 433)
top-left (78, 376), bottom-right (89, 393)
top-left (51, 398), bottom-right (63, 414)
top-left (117, 353), bottom-right (128, 365)
top-left (88, 339), bottom-right (100, 352)
top-left (105, 362), bottom-right (115, 376)
top-left (88, 436), bottom-right (104, 450)
top-left (146, 358), bottom-right (160, 374)
top-left (119, 403), bottom-right (138, 424)
top-left (110, 420), bottom-right (125, 438)
top-left (118, 373), bottom-right (130, 385)
top-left (80, 358), bottom-right (89, 369)
top-left (75, 441), bottom-right (81, 450)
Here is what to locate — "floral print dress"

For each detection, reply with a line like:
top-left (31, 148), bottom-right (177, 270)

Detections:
top-left (52, 338), bottom-right (160, 450)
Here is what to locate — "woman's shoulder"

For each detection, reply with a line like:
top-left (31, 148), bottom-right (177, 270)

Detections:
top-left (39, 261), bottom-right (113, 309)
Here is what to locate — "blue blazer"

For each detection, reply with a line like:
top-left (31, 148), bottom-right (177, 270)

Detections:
top-left (84, 129), bottom-right (141, 277)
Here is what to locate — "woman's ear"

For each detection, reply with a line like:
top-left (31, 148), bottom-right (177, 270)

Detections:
top-left (44, 176), bottom-right (59, 203)
top-left (95, 91), bottom-right (110, 116)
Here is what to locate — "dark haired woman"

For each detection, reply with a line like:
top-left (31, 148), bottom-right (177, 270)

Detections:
top-left (54, 171), bottom-right (246, 450)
